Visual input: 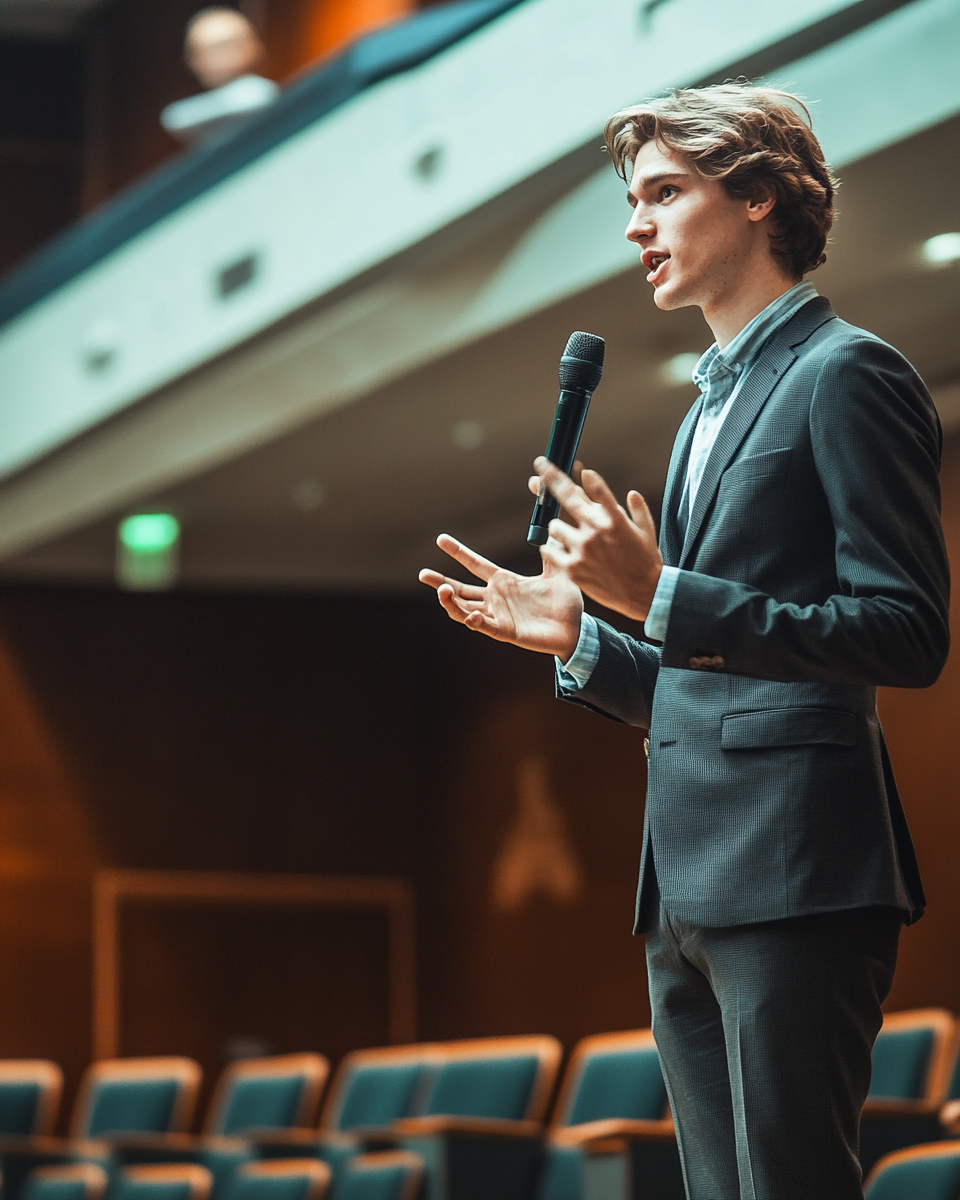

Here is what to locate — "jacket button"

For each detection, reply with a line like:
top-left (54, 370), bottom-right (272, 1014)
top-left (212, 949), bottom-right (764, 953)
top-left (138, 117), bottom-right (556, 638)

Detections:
top-left (643, 738), bottom-right (650, 759)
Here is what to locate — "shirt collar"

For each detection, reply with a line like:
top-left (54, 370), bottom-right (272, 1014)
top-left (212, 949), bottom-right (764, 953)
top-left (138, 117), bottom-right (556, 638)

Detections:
top-left (692, 281), bottom-right (818, 393)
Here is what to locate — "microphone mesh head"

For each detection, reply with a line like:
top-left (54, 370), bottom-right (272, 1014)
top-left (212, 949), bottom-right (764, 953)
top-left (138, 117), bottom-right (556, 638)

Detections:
top-left (559, 331), bottom-right (605, 391)
top-left (564, 331), bottom-right (605, 367)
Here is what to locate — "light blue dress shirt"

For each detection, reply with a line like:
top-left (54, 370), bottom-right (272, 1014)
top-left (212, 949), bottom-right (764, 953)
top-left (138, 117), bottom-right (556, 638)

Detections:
top-left (558, 281), bottom-right (818, 689)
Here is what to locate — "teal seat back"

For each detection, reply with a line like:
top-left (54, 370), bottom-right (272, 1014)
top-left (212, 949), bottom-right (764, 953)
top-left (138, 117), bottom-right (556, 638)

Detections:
top-left (84, 1078), bottom-right (182, 1136)
top-left (869, 1028), bottom-right (935, 1100)
top-left (22, 1178), bottom-right (94, 1200)
top-left (337, 1157), bottom-right (419, 1200)
top-left (227, 1173), bottom-right (319, 1200)
top-left (949, 1047), bottom-right (960, 1101)
top-left (0, 1081), bottom-right (44, 1134)
top-left (334, 1063), bottom-right (429, 1131)
top-left (218, 1075), bottom-right (307, 1135)
top-left (865, 1150), bottom-right (960, 1200)
top-left (114, 1181), bottom-right (197, 1200)
top-left (536, 1144), bottom-right (583, 1200)
top-left (420, 1055), bottom-right (539, 1120)
top-left (563, 1047), bottom-right (667, 1125)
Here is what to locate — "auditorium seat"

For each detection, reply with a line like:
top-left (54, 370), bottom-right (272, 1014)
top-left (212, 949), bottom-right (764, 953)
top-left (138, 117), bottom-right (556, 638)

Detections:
top-left (255, 1043), bottom-right (441, 1181)
top-left (20, 1164), bottom-right (108, 1200)
top-left (113, 1054), bottom-right (329, 1195)
top-left (390, 1035), bottom-right (562, 1200)
top-left (226, 1159), bottom-right (330, 1200)
top-left (863, 1141), bottom-right (960, 1200)
top-left (114, 1165), bottom-right (213, 1200)
top-left (535, 1029), bottom-right (684, 1200)
top-left (0, 1061), bottom-right (64, 1137)
top-left (0, 1057), bottom-right (203, 1200)
top-left (860, 1009), bottom-right (958, 1176)
top-left (334, 1152), bottom-right (422, 1200)
top-left (938, 1044), bottom-right (960, 1137)
top-left (206, 1055), bottom-right (330, 1138)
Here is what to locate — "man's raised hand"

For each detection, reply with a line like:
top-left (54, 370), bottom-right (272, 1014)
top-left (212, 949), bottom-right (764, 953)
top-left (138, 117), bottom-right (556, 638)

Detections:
top-left (530, 457), bottom-right (663, 621)
top-left (418, 533), bottom-right (583, 661)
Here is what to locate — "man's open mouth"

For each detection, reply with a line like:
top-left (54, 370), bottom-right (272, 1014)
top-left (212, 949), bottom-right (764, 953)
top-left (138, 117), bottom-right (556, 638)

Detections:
top-left (643, 251), bottom-right (671, 282)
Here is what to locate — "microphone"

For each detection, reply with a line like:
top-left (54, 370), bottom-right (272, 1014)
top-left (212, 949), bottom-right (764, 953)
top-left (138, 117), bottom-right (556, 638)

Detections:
top-left (527, 330), bottom-right (605, 546)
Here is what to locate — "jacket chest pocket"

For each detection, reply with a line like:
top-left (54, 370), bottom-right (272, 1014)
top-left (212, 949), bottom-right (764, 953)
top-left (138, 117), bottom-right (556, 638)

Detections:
top-left (721, 707), bottom-right (857, 749)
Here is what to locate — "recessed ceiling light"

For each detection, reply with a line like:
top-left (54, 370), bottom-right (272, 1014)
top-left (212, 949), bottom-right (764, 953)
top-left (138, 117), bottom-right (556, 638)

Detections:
top-left (660, 352), bottom-right (700, 387)
top-left (922, 232), bottom-right (960, 266)
top-left (452, 419), bottom-right (486, 450)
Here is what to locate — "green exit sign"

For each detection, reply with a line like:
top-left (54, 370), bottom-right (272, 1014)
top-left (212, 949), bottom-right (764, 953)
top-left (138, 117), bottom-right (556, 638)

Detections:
top-left (116, 513), bottom-right (180, 590)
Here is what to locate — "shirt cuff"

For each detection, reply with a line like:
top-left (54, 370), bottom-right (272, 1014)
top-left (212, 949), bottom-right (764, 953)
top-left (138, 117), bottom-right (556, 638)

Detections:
top-left (644, 566), bottom-right (679, 644)
top-left (555, 613), bottom-right (600, 690)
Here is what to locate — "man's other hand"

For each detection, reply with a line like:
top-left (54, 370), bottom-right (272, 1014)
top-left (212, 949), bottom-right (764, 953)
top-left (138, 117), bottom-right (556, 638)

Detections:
top-left (530, 457), bottom-right (663, 622)
top-left (419, 535), bottom-right (583, 661)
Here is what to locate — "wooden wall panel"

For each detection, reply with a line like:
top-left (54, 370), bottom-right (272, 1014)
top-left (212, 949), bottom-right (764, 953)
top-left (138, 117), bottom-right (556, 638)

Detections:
top-left (881, 432), bottom-right (960, 1013)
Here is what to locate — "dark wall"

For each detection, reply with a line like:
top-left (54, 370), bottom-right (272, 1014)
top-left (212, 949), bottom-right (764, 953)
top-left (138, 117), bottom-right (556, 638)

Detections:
top-left (0, 39), bottom-right (84, 272)
top-left (881, 433), bottom-right (960, 1014)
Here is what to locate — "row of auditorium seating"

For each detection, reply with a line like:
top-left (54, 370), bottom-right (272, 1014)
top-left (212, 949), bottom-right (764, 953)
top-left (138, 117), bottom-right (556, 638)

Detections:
top-left (0, 1027), bottom-right (676, 1200)
top-left (0, 1031), bottom-right (677, 1200)
top-left (860, 1007), bottom-right (960, 1198)
top-left (0, 1009), bottom-right (958, 1200)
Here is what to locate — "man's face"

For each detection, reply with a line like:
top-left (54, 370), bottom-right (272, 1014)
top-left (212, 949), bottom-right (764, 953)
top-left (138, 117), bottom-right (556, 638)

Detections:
top-left (625, 140), bottom-right (774, 312)
top-left (186, 12), bottom-right (263, 90)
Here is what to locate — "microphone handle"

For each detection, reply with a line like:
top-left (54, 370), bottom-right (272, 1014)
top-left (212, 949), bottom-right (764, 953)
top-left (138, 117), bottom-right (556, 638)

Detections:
top-left (527, 386), bottom-right (594, 546)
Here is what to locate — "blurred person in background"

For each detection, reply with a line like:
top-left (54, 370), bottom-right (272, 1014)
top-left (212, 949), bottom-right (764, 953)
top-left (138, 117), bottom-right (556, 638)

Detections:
top-left (161, 7), bottom-right (280, 148)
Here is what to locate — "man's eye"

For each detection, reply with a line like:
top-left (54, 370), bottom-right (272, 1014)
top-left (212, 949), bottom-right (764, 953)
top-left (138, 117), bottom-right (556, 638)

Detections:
top-left (661, 186), bottom-right (678, 200)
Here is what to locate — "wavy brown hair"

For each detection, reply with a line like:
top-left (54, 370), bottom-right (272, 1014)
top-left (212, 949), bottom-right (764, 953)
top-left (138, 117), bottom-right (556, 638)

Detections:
top-left (603, 83), bottom-right (837, 278)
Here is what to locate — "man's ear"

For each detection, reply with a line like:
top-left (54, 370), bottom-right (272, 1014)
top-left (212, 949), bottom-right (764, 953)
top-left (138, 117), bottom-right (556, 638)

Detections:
top-left (746, 189), bottom-right (777, 224)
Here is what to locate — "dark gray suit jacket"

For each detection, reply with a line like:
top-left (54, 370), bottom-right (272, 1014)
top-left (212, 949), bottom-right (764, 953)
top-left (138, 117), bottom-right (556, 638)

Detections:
top-left (560, 297), bottom-right (950, 930)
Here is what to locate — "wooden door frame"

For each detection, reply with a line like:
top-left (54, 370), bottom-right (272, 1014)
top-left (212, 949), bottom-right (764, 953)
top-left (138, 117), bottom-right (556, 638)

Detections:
top-left (92, 869), bottom-right (416, 1059)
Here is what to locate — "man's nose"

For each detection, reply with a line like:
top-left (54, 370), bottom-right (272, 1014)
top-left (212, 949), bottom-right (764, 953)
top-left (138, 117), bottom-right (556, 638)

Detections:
top-left (626, 208), bottom-right (654, 243)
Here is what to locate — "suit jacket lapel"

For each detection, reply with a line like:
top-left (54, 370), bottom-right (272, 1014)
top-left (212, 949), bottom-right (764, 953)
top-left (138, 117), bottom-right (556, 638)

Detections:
top-left (659, 397), bottom-right (701, 567)
top-left (678, 296), bottom-right (836, 569)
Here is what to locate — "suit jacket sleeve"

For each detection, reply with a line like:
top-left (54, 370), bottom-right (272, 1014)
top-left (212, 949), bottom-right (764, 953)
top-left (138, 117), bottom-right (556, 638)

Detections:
top-left (557, 618), bottom-right (662, 727)
top-left (662, 336), bottom-right (950, 687)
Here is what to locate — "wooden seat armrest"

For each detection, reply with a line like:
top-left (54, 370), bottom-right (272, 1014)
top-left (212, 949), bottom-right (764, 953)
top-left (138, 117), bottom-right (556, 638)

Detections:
top-left (108, 1133), bottom-right (199, 1150)
top-left (392, 1116), bottom-right (542, 1140)
top-left (269, 1128), bottom-right (398, 1151)
top-left (940, 1100), bottom-right (960, 1133)
top-left (861, 1098), bottom-right (943, 1118)
top-left (0, 1136), bottom-right (110, 1155)
top-left (231, 1129), bottom-right (319, 1147)
top-left (550, 1119), bottom-right (675, 1147)
top-left (583, 1137), bottom-right (628, 1157)
top-left (0, 1135), bottom-right (59, 1152)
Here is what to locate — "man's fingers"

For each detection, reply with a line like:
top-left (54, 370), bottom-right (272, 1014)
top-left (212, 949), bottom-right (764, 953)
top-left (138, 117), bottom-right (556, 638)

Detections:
top-left (626, 490), bottom-right (656, 535)
top-left (436, 533), bottom-right (499, 582)
top-left (436, 583), bottom-right (483, 625)
top-left (540, 538), bottom-right (572, 573)
top-left (533, 457), bottom-right (592, 519)
top-left (581, 468), bottom-right (622, 516)
top-left (419, 568), bottom-right (485, 601)
top-left (546, 518), bottom-right (580, 551)
top-left (528, 475), bottom-right (541, 498)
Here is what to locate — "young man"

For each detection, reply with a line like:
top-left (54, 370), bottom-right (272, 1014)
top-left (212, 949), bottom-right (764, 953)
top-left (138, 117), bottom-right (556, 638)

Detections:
top-left (419, 84), bottom-right (949, 1198)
